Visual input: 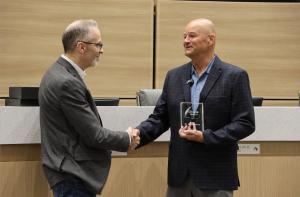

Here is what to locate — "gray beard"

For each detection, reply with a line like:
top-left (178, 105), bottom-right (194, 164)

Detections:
top-left (90, 58), bottom-right (99, 67)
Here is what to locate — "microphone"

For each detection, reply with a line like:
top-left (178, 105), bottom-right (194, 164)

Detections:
top-left (186, 79), bottom-right (194, 86)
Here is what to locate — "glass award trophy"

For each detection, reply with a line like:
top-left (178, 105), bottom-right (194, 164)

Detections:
top-left (180, 102), bottom-right (204, 131)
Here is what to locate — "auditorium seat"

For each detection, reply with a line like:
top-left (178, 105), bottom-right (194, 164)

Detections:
top-left (136, 89), bottom-right (263, 106)
top-left (136, 89), bottom-right (162, 106)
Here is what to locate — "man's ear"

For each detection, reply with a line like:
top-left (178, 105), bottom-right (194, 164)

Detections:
top-left (76, 42), bottom-right (86, 54)
top-left (208, 34), bottom-right (216, 46)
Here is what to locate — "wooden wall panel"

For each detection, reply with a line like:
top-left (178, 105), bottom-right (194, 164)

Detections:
top-left (119, 99), bottom-right (137, 106)
top-left (263, 100), bottom-right (299, 106)
top-left (0, 161), bottom-right (49, 196)
top-left (237, 156), bottom-right (300, 197)
top-left (1, 143), bottom-right (300, 197)
top-left (0, 0), bottom-right (153, 98)
top-left (156, 1), bottom-right (300, 98)
top-left (100, 158), bottom-right (168, 197)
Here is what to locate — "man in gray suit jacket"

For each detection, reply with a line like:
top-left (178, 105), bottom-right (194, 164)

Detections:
top-left (39, 19), bottom-right (140, 197)
top-left (134, 19), bottom-right (255, 197)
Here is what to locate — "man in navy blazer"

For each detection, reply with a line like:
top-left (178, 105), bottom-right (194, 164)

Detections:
top-left (135, 18), bottom-right (255, 197)
top-left (39, 19), bottom-right (140, 197)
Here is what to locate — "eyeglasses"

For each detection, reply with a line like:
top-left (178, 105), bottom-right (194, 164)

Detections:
top-left (77, 41), bottom-right (103, 49)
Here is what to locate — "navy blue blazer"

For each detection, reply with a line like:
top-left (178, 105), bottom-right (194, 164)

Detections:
top-left (137, 56), bottom-right (255, 190)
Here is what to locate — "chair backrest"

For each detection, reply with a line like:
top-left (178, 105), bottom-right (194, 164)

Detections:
top-left (136, 90), bottom-right (263, 107)
top-left (136, 89), bottom-right (162, 106)
top-left (252, 96), bottom-right (263, 106)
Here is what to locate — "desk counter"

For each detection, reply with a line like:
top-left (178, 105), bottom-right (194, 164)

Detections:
top-left (1, 106), bottom-right (300, 144)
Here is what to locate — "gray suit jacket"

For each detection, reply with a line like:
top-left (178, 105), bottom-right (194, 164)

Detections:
top-left (39, 57), bottom-right (130, 194)
top-left (137, 56), bottom-right (255, 190)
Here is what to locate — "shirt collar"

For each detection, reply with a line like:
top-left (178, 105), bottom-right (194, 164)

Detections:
top-left (61, 54), bottom-right (87, 80)
top-left (191, 55), bottom-right (216, 77)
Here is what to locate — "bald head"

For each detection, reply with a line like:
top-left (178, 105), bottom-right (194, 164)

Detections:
top-left (183, 18), bottom-right (216, 60)
top-left (186, 18), bottom-right (216, 36)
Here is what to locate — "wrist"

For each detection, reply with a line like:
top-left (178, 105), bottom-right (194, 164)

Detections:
top-left (197, 131), bottom-right (204, 142)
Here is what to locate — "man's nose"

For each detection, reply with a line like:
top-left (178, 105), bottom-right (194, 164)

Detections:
top-left (184, 36), bottom-right (191, 43)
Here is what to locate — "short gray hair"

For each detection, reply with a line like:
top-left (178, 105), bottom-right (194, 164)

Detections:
top-left (62, 19), bottom-right (98, 53)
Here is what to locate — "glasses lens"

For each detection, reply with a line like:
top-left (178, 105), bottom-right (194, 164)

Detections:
top-left (97, 43), bottom-right (103, 49)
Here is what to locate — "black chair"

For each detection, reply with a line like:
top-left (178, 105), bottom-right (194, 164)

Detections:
top-left (252, 97), bottom-right (263, 106)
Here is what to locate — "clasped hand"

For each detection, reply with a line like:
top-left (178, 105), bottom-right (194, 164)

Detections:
top-left (126, 127), bottom-right (140, 150)
top-left (178, 122), bottom-right (204, 142)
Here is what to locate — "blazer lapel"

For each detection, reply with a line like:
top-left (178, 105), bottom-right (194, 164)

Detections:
top-left (182, 62), bottom-right (193, 102)
top-left (57, 57), bottom-right (103, 126)
top-left (200, 56), bottom-right (222, 103)
top-left (86, 90), bottom-right (103, 126)
top-left (57, 57), bottom-right (86, 85)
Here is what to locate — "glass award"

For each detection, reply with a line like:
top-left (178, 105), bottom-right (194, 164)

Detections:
top-left (180, 102), bottom-right (204, 131)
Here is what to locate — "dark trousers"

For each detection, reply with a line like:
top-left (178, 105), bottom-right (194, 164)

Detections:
top-left (166, 176), bottom-right (233, 197)
top-left (52, 177), bottom-right (96, 197)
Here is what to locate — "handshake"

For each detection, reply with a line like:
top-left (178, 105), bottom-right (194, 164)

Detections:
top-left (126, 127), bottom-right (140, 150)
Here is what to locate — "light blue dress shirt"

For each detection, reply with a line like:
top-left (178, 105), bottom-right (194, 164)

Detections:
top-left (191, 55), bottom-right (215, 111)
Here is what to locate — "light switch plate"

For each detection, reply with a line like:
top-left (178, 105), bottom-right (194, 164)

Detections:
top-left (238, 144), bottom-right (260, 155)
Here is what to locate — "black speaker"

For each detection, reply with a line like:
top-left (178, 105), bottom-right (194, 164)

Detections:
top-left (5, 87), bottom-right (39, 106)
top-left (94, 97), bottom-right (119, 106)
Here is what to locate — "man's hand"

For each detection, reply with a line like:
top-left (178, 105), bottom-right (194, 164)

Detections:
top-left (126, 127), bottom-right (140, 150)
top-left (178, 122), bottom-right (204, 143)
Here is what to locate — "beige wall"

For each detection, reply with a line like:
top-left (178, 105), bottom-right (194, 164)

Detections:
top-left (155, 1), bottom-right (300, 99)
top-left (0, 0), bottom-right (153, 98)
top-left (1, 1), bottom-right (300, 105)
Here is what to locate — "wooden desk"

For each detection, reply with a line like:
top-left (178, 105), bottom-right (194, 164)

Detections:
top-left (1, 106), bottom-right (300, 197)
